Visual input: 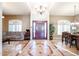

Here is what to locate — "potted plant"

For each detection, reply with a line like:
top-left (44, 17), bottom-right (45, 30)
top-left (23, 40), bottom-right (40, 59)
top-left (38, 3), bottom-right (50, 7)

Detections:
top-left (49, 24), bottom-right (55, 40)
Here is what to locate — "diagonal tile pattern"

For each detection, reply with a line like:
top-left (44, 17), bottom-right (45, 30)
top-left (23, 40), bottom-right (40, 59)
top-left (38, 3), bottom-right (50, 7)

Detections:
top-left (2, 40), bottom-right (29, 56)
top-left (2, 40), bottom-right (76, 56)
top-left (17, 40), bottom-right (74, 56)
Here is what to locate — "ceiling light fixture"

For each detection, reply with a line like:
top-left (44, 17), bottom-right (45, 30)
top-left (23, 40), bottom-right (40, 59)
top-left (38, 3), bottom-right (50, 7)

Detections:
top-left (74, 4), bottom-right (76, 21)
top-left (35, 5), bottom-right (47, 15)
top-left (71, 4), bottom-right (77, 24)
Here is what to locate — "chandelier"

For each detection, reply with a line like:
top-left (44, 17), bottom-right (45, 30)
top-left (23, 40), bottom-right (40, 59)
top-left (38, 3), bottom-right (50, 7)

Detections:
top-left (74, 5), bottom-right (76, 20)
top-left (35, 5), bottom-right (47, 15)
top-left (73, 4), bottom-right (79, 24)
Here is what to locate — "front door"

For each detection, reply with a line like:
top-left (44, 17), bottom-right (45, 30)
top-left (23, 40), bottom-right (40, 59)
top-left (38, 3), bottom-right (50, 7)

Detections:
top-left (32, 21), bottom-right (47, 39)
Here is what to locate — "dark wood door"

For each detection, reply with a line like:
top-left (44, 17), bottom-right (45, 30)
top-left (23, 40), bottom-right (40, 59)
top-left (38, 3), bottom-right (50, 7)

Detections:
top-left (32, 21), bottom-right (48, 39)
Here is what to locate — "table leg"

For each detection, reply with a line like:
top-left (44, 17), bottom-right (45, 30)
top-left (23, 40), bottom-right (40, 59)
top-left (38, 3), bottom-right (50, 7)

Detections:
top-left (76, 39), bottom-right (79, 50)
top-left (7, 38), bottom-right (10, 44)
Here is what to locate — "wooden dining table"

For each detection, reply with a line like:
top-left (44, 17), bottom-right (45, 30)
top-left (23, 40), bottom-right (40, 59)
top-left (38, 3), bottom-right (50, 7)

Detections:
top-left (71, 34), bottom-right (79, 50)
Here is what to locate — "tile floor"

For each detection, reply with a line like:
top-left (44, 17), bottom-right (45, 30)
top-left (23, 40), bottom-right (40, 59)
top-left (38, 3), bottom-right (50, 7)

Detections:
top-left (3, 39), bottom-right (79, 56)
top-left (51, 39), bottom-right (79, 55)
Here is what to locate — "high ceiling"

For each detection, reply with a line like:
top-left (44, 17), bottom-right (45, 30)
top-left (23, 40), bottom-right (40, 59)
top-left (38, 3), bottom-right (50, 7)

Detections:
top-left (2, 2), bottom-right (79, 16)
top-left (2, 2), bottom-right (30, 15)
top-left (50, 2), bottom-right (79, 16)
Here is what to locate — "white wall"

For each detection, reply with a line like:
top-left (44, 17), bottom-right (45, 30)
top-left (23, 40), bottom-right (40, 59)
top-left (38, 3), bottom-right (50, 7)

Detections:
top-left (0, 7), bottom-right (2, 56)
top-left (22, 15), bottom-right (30, 31)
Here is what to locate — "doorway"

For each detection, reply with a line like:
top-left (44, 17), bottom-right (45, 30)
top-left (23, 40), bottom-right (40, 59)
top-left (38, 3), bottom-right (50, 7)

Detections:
top-left (32, 21), bottom-right (48, 39)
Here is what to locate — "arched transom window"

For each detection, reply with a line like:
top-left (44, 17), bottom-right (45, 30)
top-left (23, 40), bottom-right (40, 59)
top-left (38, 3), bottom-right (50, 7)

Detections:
top-left (58, 20), bottom-right (71, 35)
top-left (9, 20), bottom-right (22, 32)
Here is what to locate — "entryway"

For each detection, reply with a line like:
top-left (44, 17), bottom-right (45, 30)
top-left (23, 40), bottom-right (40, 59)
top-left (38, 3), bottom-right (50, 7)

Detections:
top-left (32, 21), bottom-right (48, 40)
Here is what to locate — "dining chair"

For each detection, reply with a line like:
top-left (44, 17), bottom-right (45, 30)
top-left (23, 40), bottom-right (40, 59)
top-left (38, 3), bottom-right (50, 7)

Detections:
top-left (62, 32), bottom-right (69, 45)
top-left (70, 35), bottom-right (77, 48)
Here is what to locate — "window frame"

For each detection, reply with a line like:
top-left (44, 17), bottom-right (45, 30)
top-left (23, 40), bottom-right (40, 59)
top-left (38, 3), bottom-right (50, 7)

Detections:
top-left (8, 20), bottom-right (22, 32)
top-left (57, 20), bottom-right (71, 35)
